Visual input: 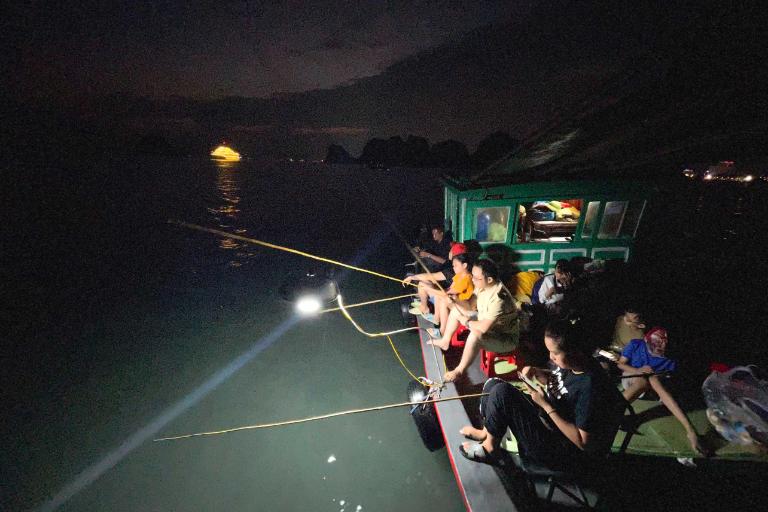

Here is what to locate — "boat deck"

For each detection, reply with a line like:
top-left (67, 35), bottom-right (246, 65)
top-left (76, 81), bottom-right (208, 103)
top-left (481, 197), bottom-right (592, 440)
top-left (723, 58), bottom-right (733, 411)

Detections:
top-left (416, 316), bottom-right (522, 512)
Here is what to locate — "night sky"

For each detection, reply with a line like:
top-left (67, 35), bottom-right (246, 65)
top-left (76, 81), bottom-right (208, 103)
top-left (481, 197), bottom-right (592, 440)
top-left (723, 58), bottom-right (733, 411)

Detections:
top-left (6, 1), bottom-right (522, 100)
top-left (4, 2), bottom-right (764, 159)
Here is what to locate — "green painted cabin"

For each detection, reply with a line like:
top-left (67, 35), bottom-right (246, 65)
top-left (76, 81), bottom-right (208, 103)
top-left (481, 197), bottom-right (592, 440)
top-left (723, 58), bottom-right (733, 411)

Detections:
top-left (443, 178), bottom-right (649, 273)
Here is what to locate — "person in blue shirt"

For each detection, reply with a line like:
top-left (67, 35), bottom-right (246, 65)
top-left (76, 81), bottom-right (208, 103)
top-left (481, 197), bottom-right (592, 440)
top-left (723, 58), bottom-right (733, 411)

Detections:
top-left (617, 327), bottom-right (709, 455)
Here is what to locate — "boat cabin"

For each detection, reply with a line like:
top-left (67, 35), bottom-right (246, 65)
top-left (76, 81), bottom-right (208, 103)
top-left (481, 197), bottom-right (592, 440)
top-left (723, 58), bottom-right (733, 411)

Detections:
top-left (443, 178), bottom-right (649, 273)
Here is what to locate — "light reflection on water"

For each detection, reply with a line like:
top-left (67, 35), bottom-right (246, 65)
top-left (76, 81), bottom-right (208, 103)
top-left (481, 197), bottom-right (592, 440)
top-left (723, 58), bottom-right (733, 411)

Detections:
top-left (208, 159), bottom-right (258, 266)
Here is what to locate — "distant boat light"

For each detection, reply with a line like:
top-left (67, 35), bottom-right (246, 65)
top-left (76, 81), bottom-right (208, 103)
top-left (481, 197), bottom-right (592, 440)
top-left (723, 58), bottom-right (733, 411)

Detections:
top-left (743, 175), bottom-right (753, 182)
top-left (210, 145), bottom-right (241, 161)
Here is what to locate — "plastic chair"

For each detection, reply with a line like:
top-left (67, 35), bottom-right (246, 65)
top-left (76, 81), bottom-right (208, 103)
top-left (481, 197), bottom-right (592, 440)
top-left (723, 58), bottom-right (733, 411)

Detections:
top-left (514, 398), bottom-right (636, 508)
top-left (449, 323), bottom-right (470, 348)
top-left (479, 348), bottom-right (520, 379)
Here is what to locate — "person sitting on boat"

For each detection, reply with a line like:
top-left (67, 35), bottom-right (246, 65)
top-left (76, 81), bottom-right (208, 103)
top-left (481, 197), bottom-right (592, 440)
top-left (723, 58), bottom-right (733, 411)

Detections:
top-left (402, 243), bottom-right (467, 318)
top-left (609, 303), bottom-right (646, 354)
top-left (414, 224), bottom-right (452, 272)
top-left (428, 258), bottom-right (519, 382)
top-left (459, 319), bottom-right (624, 466)
top-left (431, 253), bottom-right (475, 337)
top-left (508, 270), bottom-right (542, 304)
top-left (533, 259), bottom-right (573, 310)
top-left (616, 327), bottom-right (709, 455)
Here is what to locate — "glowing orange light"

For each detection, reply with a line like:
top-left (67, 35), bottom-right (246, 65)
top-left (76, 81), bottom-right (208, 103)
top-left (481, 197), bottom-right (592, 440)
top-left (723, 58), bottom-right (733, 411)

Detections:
top-left (210, 145), bottom-right (241, 161)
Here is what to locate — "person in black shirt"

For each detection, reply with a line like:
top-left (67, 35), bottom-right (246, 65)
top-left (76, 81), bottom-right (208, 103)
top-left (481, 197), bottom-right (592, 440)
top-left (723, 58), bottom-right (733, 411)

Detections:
top-left (459, 319), bottom-right (624, 468)
top-left (417, 225), bottom-right (452, 272)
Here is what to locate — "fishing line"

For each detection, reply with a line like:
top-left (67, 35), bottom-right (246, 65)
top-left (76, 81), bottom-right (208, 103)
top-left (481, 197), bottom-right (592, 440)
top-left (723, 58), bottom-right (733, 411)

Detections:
top-left (319, 293), bottom-right (416, 314)
top-left (386, 335), bottom-right (429, 386)
top-left (169, 220), bottom-right (417, 287)
top-left (336, 294), bottom-right (419, 336)
top-left (153, 392), bottom-right (489, 442)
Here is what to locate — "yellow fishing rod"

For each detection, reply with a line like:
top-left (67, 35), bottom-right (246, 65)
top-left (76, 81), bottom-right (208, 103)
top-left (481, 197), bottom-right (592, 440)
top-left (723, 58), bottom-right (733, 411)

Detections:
top-left (169, 220), bottom-right (416, 287)
top-left (154, 391), bottom-right (488, 442)
top-left (170, 220), bottom-right (436, 386)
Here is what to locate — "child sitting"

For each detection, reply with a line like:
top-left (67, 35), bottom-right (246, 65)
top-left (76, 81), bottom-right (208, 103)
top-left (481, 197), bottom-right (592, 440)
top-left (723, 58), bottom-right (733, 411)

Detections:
top-left (610, 304), bottom-right (646, 354)
top-left (432, 253), bottom-right (475, 336)
top-left (616, 327), bottom-right (710, 456)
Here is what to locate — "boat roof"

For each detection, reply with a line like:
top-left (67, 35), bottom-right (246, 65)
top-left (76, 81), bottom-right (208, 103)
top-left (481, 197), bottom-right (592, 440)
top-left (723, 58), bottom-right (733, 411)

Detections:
top-left (446, 9), bottom-right (766, 191)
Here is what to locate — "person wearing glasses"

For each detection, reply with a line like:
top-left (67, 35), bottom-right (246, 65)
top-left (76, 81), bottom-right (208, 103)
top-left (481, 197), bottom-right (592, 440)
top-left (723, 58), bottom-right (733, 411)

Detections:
top-left (429, 258), bottom-right (519, 382)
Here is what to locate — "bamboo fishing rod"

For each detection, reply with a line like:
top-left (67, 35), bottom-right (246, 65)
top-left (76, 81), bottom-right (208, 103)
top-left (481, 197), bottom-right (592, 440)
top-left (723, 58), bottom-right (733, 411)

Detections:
top-left (168, 220), bottom-right (417, 288)
top-left (319, 293), bottom-right (416, 314)
top-left (154, 392), bottom-right (489, 442)
top-left (336, 294), bottom-right (419, 336)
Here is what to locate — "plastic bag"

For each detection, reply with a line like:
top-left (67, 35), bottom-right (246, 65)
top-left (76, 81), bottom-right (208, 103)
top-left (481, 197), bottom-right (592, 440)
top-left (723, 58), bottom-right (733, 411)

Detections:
top-left (702, 365), bottom-right (768, 446)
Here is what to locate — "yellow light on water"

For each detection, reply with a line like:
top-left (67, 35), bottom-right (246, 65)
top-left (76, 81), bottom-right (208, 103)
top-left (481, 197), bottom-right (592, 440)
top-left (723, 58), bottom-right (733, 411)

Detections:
top-left (210, 145), bottom-right (241, 161)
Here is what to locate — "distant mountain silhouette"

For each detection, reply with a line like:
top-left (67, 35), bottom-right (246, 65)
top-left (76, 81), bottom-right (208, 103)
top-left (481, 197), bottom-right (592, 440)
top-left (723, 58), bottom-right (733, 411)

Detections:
top-left (7, 1), bottom-right (765, 166)
top-left (324, 130), bottom-right (518, 170)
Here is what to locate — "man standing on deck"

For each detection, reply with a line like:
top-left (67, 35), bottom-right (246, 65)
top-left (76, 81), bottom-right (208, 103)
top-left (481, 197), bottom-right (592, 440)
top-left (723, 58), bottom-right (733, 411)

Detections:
top-left (429, 259), bottom-right (519, 382)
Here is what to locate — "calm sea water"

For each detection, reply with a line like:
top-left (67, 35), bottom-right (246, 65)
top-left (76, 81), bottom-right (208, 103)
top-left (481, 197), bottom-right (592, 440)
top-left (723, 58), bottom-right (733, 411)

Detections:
top-left (3, 158), bottom-right (462, 511)
top-left (3, 157), bottom-right (767, 511)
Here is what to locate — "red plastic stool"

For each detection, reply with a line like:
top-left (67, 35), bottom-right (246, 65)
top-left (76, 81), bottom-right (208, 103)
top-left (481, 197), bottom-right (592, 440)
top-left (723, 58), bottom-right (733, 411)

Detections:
top-left (480, 348), bottom-right (521, 379)
top-left (450, 324), bottom-right (470, 348)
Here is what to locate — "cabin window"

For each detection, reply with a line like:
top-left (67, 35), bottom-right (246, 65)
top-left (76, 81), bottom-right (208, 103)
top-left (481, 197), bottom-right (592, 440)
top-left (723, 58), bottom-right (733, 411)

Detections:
top-left (474, 207), bottom-right (510, 242)
top-left (619, 200), bottom-right (646, 238)
top-left (596, 200), bottom-right (645, 239)
top-left (516, 199), bottom-right (582, 243)
top-left (580, 201), bottom-right (600, 239)
top-left (598, 201), bottom-right (626, 238)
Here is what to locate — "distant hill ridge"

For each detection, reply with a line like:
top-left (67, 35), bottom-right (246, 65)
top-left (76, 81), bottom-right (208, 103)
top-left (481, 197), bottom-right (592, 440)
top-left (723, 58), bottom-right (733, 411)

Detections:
top-left (5, 1), bottom-right (765, 165)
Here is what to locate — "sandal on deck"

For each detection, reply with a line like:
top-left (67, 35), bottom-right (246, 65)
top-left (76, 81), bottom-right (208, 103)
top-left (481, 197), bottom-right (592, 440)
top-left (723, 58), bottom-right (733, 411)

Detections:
top-left (421, 312), bottom-right (436, 324)
top-left (459, 442), bottom-right (497, 464)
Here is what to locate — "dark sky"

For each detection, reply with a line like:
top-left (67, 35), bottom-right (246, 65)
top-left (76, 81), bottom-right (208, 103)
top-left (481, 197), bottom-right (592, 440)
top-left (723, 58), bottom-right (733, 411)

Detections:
top-left (7, 0), bottom-right (523, 100)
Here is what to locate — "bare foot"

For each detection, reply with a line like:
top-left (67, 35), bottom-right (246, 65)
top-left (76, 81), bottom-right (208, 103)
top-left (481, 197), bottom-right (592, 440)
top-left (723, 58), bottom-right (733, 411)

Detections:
top-left (419, 303), bottom-right (430, 315)
top-left (687, 431), bottom-right (712, 457)
top-left (444, 368), bottom-right (464, 382)
top-left (427, 337), bottom-right (450, 350)
top-left (460, 425), bottom-right (487, 441)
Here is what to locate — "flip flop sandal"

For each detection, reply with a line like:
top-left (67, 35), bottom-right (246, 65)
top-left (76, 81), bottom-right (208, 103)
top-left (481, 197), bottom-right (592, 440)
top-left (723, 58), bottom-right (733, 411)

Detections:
top-left (421, 312), bottom-right (436, 324)
top-left (459, 442), bottom-right (497, 464)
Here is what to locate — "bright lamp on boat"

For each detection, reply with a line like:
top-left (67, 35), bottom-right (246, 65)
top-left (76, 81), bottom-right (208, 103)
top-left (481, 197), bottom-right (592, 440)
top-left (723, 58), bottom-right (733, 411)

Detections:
top-left (409, 388), bottom-right (427, 403)
top-left (280, 271), bottom-right (339, 316)
top-left (296, 295), bottom-right (323, 315)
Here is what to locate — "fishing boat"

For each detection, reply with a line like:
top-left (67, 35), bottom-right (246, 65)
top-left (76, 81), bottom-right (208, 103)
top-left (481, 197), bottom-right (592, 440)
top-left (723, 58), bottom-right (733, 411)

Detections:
top-left (410, 166), bottom-right (768, 510)
top-left (412, 166), bottom-right (652, 509)
top-left (210, 144), bottom-right (242, 161)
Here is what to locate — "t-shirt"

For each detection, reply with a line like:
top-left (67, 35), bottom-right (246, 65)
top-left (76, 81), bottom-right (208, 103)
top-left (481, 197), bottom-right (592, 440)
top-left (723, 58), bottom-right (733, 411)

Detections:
top-left (511, 271), bottom-right (540, 302)
top-left (476, 283), bottom-right (519, 338)
top-left (450, 273), bottom-right (474, 301)
top-left (426, 236), bottom-right (452, 262)
top-left (537, 274), bottom-right (565, 305)
top-left (546, 361), bottom-right (623, 453)
top-left (621, 339), bottom-right (677, 373)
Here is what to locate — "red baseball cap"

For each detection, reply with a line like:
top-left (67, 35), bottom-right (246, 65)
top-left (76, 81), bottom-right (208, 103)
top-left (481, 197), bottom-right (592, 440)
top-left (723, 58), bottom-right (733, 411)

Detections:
top-left (450, 242), bottom-right (467, 256)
